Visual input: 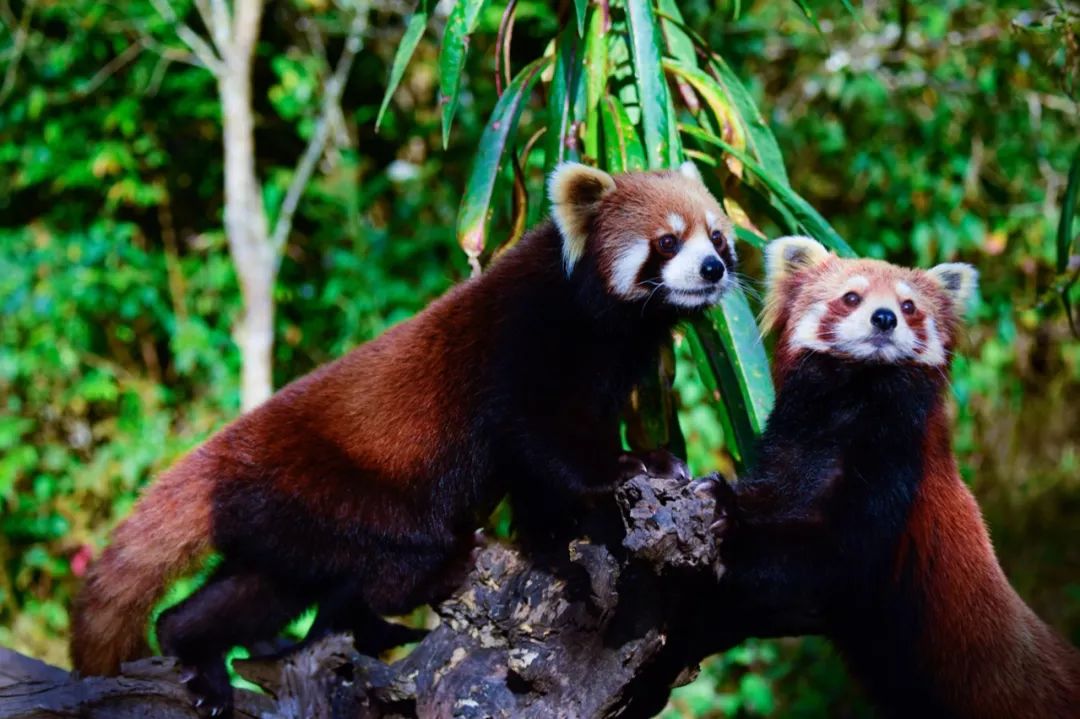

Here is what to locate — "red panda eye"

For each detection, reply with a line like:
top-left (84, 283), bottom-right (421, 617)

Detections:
top-left (657, 234), bottom-right (678, 254)
top-left (710, 230), bottom-right (725, 245)
top-left (901, 300), bottom-right (916, 315)
top-left (842, 292), bottom-right (861, 307)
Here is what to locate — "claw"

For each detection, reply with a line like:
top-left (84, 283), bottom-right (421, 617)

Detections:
top-left (710, 518), bottom-right (728, 534)
top-left (179, 668), bottom-right (198, 684)
top-left (210, 707), bottom-right (223, 717)
top-left (194, 698), bottom-right (205, 708)
top-left (692, 480), bottom-right (716, 499)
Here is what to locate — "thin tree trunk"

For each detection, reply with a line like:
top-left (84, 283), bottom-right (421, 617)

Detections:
top-left (219, 0), bottom-right (274, 412)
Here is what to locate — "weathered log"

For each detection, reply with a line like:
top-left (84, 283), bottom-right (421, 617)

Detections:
top-left (0, 467), bottom-right (728, 719)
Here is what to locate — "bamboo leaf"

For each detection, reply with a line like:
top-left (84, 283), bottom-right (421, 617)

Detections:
top-left (657, 0), bottom-right (698, 70)
top-left (600, 95), bottom-right (646, 172)
top-left (582, 6), bottom-right (608, 162)
top-left (664, 59), bottom-right (747, 174)
top-left (456, 57), bottom-right (550, 266)
top-left (1057, 147), bottom-right (1080, 274)
top-left (573, 0), bottom-right (588, 36)
top-left (376, 0), bottom-right (431, 132)
top-left (439, 0), bottom-right (488, 148)
top-left (545, 21), bottom-right (586, 172)
top-left (688, 289), bottom-right (774, 472)
top-left (654, 10), bottom-right (790, 184)
top-left (625, 0), bottom-right (673, 168)
top-left (707, 55), bottom-right (790, 186)
top-left (681, 124), bottom-right (854, 256)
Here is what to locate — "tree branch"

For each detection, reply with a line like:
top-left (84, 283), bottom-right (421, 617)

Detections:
top-left (146, 0), bottom-right (225, 76)
top-left (0, 468), bottom-right (732, 718)
top-left (0, 0), bottom-right (37, 107)
top-left (269, 7), bottom-right (368, 263)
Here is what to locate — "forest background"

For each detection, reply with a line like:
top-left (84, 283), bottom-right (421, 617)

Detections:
top-left (1, 0), bottom-right (1078, 716)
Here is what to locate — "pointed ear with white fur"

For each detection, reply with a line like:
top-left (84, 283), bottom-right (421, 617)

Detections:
top-left (928, 262), bottom-right (979, 311)
top-left (764, 236), bottom-right (831, 286)
top-left (548, 162), bottom-right (617, 273)
top-left (678, 160), bottom-right (703, 184)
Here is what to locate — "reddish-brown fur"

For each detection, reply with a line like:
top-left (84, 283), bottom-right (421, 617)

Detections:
top-left (717, 247), bottom-right (1080, 717)
top-left (69, 166), bottom-right (732, 716)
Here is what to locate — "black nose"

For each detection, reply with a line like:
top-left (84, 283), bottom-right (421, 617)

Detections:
top-left (700, 256), bottom-right (725, 283)
top-left (870, 308), bottom-right (897, 332)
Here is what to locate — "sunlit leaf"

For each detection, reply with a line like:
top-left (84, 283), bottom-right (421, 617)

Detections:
top-left (545, 22), bottom-right (586, 171)
top-left (376, 0), bottom-right (431, 132)
top-left (439, 0), bottom-right (488, 148)
top-left (582, 6), bottom-right (608, 162)
top-left (600, 95), bottom-right (646, 172)
top-left (625, 0), bottom-right (673, 167)
top-left (456, 57), bottom-right (550, 269)
top-left (681, 124), bottom-right (854, 256)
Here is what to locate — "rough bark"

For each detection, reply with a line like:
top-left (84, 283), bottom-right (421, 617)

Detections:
top-left (0, 468), bottom-right (730, 719)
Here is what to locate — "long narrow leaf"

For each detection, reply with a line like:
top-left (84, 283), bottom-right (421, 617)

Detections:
top-left (600, 95), bottom-right (646, 172)
top-left (654, 10), bottom-right (791, 184)
top-left (664, 59), bottom-right (747, 167)
top-left (545, 22), bottom-right (585, 172)
top-left (582, 6), bottom-right (607, 162)
top-left (688, 290), bottom-right (774, 472)
top-left (456, 57), bottom-right (551, 267)
top-left (439, 0), bottom-right (488, 148)
top-left (376, 0), bottom-right (431, 131)
top-left (573, 0), bottom-right (588, 36)
top-left (625, 1), bottom-right (673, 168)
top-left (682, 124), bottom-right (854, 256)
top-left (657, 0), bottom-right (698, 70)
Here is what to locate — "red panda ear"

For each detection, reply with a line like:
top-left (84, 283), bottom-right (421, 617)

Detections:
top-left (677, 160), bottom-right (704, 184)
top-left (927, 263), bottom-right (979, 312)
top-left (764, 236), bottom-right (830, 285)
top-left (548, 162), bottom-right (617, 273)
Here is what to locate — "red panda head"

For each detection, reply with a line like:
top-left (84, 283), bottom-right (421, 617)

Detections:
top-left (548, 162), bottom-right (736, 310)
top-left (763, 236), bottom-right (978, 368)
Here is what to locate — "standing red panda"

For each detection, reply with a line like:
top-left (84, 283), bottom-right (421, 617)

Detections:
top-left (697, 237), bottom-right (1080, 717)
top-left (70, 161), bottom-right (738, 716)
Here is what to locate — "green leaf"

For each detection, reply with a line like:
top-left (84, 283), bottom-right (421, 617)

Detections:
top-left (600, 95), bottom-right (646, 172)
top-left (681, 124), bottom-right (854, 256)
top-left (653, 11), bottom-right (790, 184)
top-left (791, 0), bottom-right (824, 34)
top-left (456, 57), bottom-right (551, 264)
top-left (708, 55), bottom-right (790, 186)
top-left (545, 21), bottom-right (586, 172)
top-left (573, 0), bottom-right (587, 36)
top-left (1057, 147), bottom-right (1080, 274)
top-left (688, 288), bottom-right (774, 473)
top-left (657, 0), bottom-right (698, 70)
top-left (438, 0), bottom-right (488, 148)
top-left (582, 6), bottom-right (608, 161)
top-left (625, 0), bottom-right (673, 168)
top-left (376, 0), bottom-right (431, 132)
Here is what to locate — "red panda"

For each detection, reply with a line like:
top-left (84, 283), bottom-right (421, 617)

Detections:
top-left (70, 161), bottom-right (737, 716)
top-left (697, 237), bottom-right (1080, 717)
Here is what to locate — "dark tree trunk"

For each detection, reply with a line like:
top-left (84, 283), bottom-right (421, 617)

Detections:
top-left (0, 469), bottom-right (731, 719)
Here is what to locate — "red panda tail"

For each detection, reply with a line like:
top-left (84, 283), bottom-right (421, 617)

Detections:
top-left (70, 459), bottom-right (214, 676)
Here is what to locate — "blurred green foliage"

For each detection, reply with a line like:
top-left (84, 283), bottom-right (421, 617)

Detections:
top-left (1, 0), bottom-right (1077, 716)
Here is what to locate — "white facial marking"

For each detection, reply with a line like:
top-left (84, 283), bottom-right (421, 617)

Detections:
top-left (895, 280), bottom-right (914, 297)
top-left (919, 316), bottom-right (946, 366)
top-left (845, 275), bottom-right (870, 291)
top-left (790, 302), bottom-right (830, 352)
top-left (667, 213), bottom-right (687, 235)
top-left (610, 238), bottom-right (652, 299)
top-left (705, 211), bottom-right (718, 229)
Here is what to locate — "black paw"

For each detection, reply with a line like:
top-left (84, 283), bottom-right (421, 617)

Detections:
top-left (691, 474), bottom-right (736, 538)
top-left (617, 449), bottom-right (691, 484)
top-left (355, 621), bottom-right (429, 656)
top-left (179, 660), bottom-right (233, 719)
